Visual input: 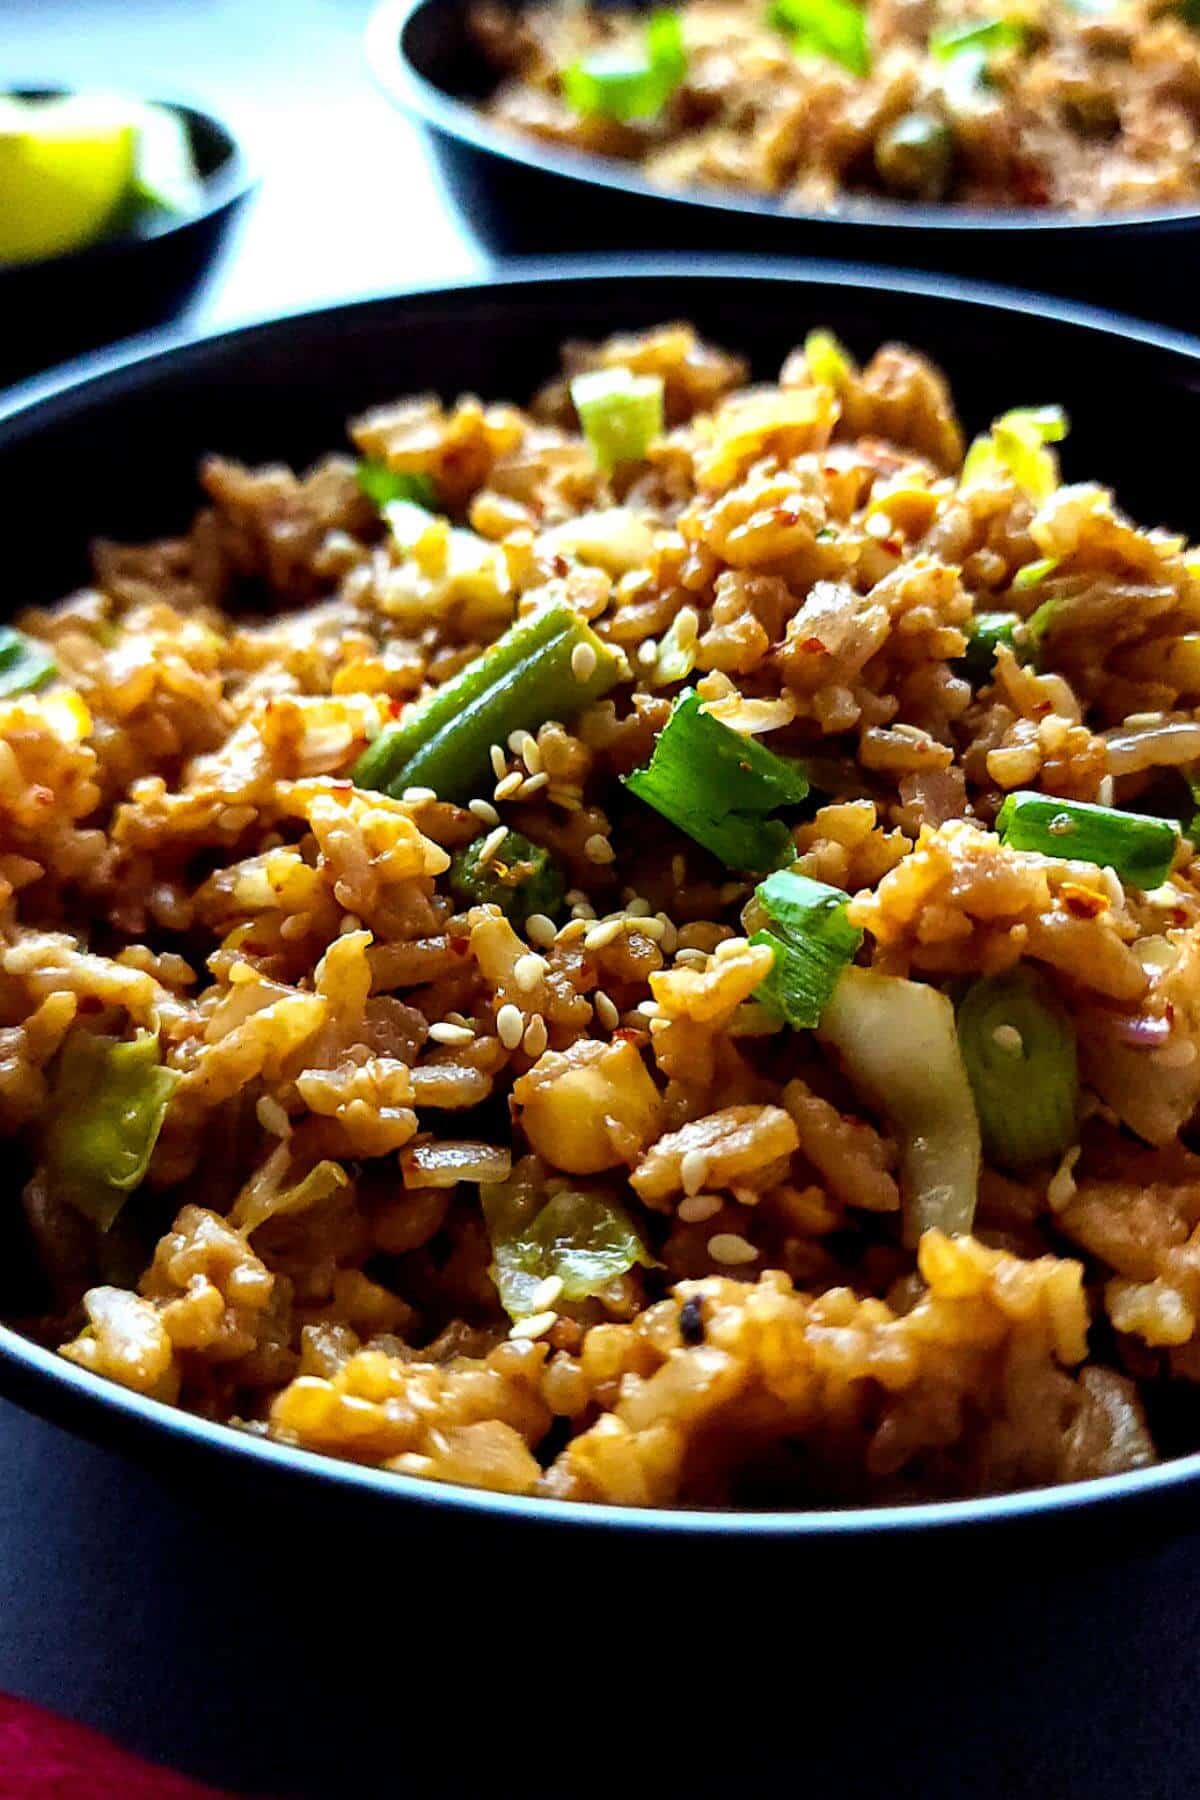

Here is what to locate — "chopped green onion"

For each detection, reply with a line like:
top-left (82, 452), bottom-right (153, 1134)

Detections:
top-left (750, 870), bottom-right (863, 1029)
top-left (1182, 765), bottom-right (1200, 841)
top-left (45, 1030), bottom-right (179, 1230)
top-left (929, 17), bottom-right (1026, 57)
top-left (562, 8), bottom-right (687, 120)
top-left (0, 625), bottom-right (56, 698)
top-left (449, 828), bottom-right (564, 925)
top-left (804, 327), bottom-right (856, 391)
top-left (819, 967), bottom-right (980, 1244)
top-left (353, 602), bottom-right (622, 803)
top-left (958, 610), bottom-right (1023, 683)
top-left (1012, 555), bottom-right (1060, 592)
top-left (767, 0), bottom-right (871, 72)
top-left (357, 459), bottom-right (437, 510)
top-left (956, 968), bottom-right (1078, 1169)
top-left (996, 790), bottom-right (1179, 888)
top-left (623, 687), bottom-right (809, 873)
top-left (571, 367), bottom-right (665, 471)
top-left (482, 1179), bottom-right (655, 1319)
top-left (961, 405), bottom-right (1068, 502)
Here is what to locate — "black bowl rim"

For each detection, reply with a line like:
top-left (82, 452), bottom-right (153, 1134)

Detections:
top-left (369, 0), bottom-right (1200, 238)
top-left (5, 256), bottom-right (1200, 1537)
top-left (0, 84), bottom-right (255, 278)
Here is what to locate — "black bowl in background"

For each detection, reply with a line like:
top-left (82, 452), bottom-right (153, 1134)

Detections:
top-left (368, 0), bottom-right (1200, 328)
top-left (0, 89), bottom-right (254, 388)
top-left (4, 260), bottom-right (1200, 1568)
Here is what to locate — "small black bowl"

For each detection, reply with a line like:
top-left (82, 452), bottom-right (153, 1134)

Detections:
top-left (369, 0), bottom-right (1200, 326)
top-left (0, 88), bottom-right (254, 387)
top-left (3, 259), bottom-right (1200, 1570)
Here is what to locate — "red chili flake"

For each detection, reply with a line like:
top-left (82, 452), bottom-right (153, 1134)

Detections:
top-left (387, 698), bottom-right (405, 718)
top-left (32, 787), bottom-right (54, 808)
top-left (799, 637), bottom-right (826, 656)
top-left (1032, 700), bottom-right (1053, 717)
top-left (1172, 908), bottom-right (1189, 927)
top-left (613, 1027), bottom-right (643, 1045)
top-left (449, 935), bottom-right (470, 957)
top-left (1166, 1002), bottom-right (1177, 1025)
top-left (330, 779), bottom-right (353, 791)
top-left (883, 534), bottom-right (904, 556)
top-left (1061, 882), bottom-right (1107, 919)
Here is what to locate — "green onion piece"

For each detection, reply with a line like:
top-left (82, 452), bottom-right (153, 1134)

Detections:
top-left (929, 17), bottom-right (1026, 57)
top-left (996, 790), bottom-right (1179, 888)
top-left (767, 0), bottom-right (871, 73)
top-left (571, 367), bottom-right (665, 471)
top-left (956, 968), bottom-right (1078, 1169)
top-left (0, 625), bottom-right (56, 699)
top-left (804, 327), bottom-right (857, 391)
top-left (961, 405), bottom-right (1068, 503)
top-left (623, 687), bottom-right (809, 873)
top-left (1012, 555), bottom-right (1060, 592)
top-left (357, 459), bottom-right (437, 510)
top-left (482, 1180), bottom-right (655, 1319)
top-left (562, 8), bottom-right (687, 120)
top-left (45, 1030), bottom-right (180, 1230)
top-left (959, 611), bottom-right (1023, 683)
top-left (750, 870), bottom-right (863, 1029)
top-left (819, 967), bottom-right (980, 1245)
top-left (1182, 765), bottom-right (1200, 841)
top-left (449, 828), bottom-right (564, 925)
top-left (352, 602), bottom-right (621, 803)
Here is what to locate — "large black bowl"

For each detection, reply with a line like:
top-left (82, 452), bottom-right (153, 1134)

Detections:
top-left (0, 89), bottom-right (254, 387)
top-left (3, 260), bottom-right (1200, 1563)
top-left (368, 0), bottom-right (1200, 327)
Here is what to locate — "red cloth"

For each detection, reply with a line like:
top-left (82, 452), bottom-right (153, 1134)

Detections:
top-left (0, 1695), bottom-right (234, 1797)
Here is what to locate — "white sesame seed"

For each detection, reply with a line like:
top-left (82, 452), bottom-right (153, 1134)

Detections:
top-left (565, 889), bottom-right (588, 907)
top-left (256, 1094), bottom-right (291, 1138)
top-left (633, 916), bottom-right (667, 940)
top-left (494, 770), bottom-right (524, 801)
top-left (571, 640), bottom-right (598, 683)
top-left (518, 771), bottom-right (549, 797)
top-left (468, 798), bottom-right (500, 826)
top-left (555, 918), bottom-right (588, 945)
top-left (1046, 1144), bottom-right (1082, 1212)
top-left (992, 1024), bottom-right (1024, 1056)
top-left (681, 1149), bottom-right (710, 1196)
top-left (522, 1014), bottom-right (548, 1057)
top-left (674, 947), bottom-right (708, 968)
top-left (584, 919), bottom-right (622, 951)
top-left (625, 897), bottom-right (652, 917)
top-left (678, 1193), bottom-right (721, 1224)
top-left (496, 1003), bottom-right (525, 1049)
top-left (401, 785), bottom-right (437, 804)
top-left (584, 833), bottom-right (615, 865)
top-left (508, 729), bottom-right (533, 756)
top-left (671, 854), bottom-right (686, 887)
top-left (522, 739), bottom-right (543, 775)
top-left (528, 1275), bottom-right (564, 1311)
top-left (570, 900), bottom-right (597, 921)
top-left (708, 1232), bottom-right (759, 1266)
top-left (637, 639), bottom-right (659, 668)
top-left (1097, 775), bottom-right (1115, 807)
top-left (648, 1017), bottom-right (669, 1035)
top-left (489, 744), bottom-right (508, 780)
top-left (476, 825), bottom-right (508, 867)
top-left (714, 936), bottom-right (747, 960)
top-left (636, 999), bottom-right (661, 1017)
top-left (594, 991), bottom-right (620, 1029)
top-left (865, 513), bottom-right (891, 541)
top-left (429, 1021), bottom-right (475, 1046)
top-left (508, 1310), bottom-right (557, 1341)
top-left (674, 605), bottom-right (700, 645)
top-left (1047, 812), bottom-right (1075, 837)
top-left (514, 952), bottom-right (547, 992)
top-left (338, 913), bottom-right (364, 935)
top-left (656, 914), bottom-right (679, 955)
top-left (525, 913), bottom-right (557, 948)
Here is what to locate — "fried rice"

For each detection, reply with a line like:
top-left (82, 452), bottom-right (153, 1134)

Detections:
top-left (473, 0), bottom-right (1200, 214)
top-left (5, 320), bottom-right (1200, 1509)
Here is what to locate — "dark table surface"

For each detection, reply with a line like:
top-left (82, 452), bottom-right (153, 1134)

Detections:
top-left (5, 4), bottom-right (1200, 1795)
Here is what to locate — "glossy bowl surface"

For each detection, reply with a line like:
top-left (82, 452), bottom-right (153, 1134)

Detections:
top-left (369, 0), bottom-right (1200, 324)
top-left (0, 88), bottom-right (254, 385)
top-left (4, 258), bottom-right (1200, 1544)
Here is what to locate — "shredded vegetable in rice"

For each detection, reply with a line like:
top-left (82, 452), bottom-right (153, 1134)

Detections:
top-left (8, 319), bottom-right (1200, 1508)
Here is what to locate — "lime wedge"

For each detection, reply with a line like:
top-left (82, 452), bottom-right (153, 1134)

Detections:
top-left (0, 94), bottom-right (138, 265)
top-left (130, 102), bottom-right (203, 216)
